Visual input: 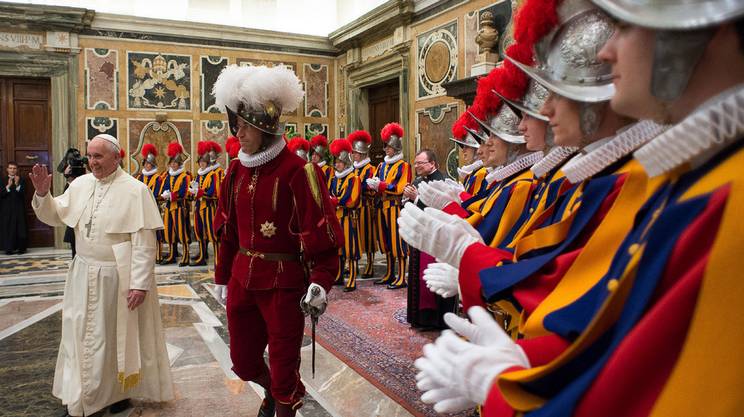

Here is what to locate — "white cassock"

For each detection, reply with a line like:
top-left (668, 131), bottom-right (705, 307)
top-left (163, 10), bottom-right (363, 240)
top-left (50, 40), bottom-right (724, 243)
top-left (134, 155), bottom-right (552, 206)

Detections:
top-left (32, 167), bottom-right (174, 416)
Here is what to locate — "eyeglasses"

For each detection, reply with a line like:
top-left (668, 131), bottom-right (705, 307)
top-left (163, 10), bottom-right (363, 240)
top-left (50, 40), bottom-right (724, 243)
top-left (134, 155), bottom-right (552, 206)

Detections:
top-left (414, 160), bottom-right (433, 165)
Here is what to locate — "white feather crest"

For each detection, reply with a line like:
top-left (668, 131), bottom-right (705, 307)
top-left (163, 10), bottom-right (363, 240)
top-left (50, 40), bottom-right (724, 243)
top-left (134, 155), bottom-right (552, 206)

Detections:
top-left (212, 64), bottom-right (304, 114)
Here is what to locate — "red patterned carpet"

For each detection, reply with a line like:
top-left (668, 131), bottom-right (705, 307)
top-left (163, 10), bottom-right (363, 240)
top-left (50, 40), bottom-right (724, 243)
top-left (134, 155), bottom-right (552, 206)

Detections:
top-left (306, 279), bottom-right (474, 417)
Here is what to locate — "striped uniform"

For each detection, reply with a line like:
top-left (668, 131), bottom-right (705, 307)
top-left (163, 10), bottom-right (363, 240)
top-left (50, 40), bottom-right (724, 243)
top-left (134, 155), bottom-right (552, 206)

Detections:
top-left (354, 161), bottom-right (377, 276)
top-left (374, 157), bottom-right (411, 286)
top-left (161, 169), bottom-right (192, 265)
top-left (135, 171), bottom-right (164, 261)
top-left (329, 171), bottom-right (361, 289)
top-left (192, 165), bottom-right (223, 265)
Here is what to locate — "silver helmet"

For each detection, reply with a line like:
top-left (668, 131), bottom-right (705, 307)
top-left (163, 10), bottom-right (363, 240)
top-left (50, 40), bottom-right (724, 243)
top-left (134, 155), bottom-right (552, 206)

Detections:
top-left (507, 0), bottom-right (616, 103)
top-left (492, 80), bottom-right (550, 122)
top-left (451, 129), bottom-right (483, 149)
top-left (591, 0), bottom-right (744, 101)
top-left (469, 107), bottom-right (526, 144)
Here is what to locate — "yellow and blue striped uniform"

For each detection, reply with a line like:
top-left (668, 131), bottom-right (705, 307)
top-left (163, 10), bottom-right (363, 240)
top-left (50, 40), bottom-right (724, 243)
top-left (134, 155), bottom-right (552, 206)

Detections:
top-left (192, 167), bottom-right (223, 265)
top-left (463, 165), bottom-right (489, 197)
top-left (374, 158), bottom-right (411, 286)
top-left (330, 171), bottom-right (361, 289)
top-left (355, 162), bottom-right (377, 276)
top-left (136, 172), bottom-right (164, 261)
top-left (161, 170), bottom-right (192, 265)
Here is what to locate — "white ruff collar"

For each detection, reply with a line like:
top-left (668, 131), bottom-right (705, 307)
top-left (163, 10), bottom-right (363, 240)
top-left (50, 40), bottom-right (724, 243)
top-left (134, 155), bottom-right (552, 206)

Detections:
top-left (334, 166), bottom-right (354, 178)
top-left (168, 166), bottom-right (184, 176)
top-left (563, 120), bottom-right (669, 184)
top-left (316, 160), bottom-right (327, 168)
top-left (354, 157), bottom-right (371, 169)
top-left (384, 153), bottom-right (403, 164)
top-left (531, 147), bottom-right (579, 179)
top-left (238, 138), bottom-right (286, 168)
top-left (141, 167), bottom-right (158, 176)
top-left (457, 159), bottom-right (484, 178)
top-left (490, 151), bottom-right (544, 182)
top-left (197, 163), bottom-right (220, 176)
top-left (635, 84), bottom-right (744, 178)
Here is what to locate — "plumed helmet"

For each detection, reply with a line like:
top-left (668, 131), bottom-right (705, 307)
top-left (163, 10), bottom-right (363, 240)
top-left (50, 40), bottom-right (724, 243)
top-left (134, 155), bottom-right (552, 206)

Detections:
top-left (225, 136), bottom-right (240, 159)
top-left (309, 134), bottom-right (328, 155)
top-left (167, 141), bottom-right (186, 165)
top-left (381, 122), bottom-right (404, 152)
top-left (287, 137), bottom-right (310, 161)
top-left (347, 130), bottom-right (372, 154)
top-left (451, 127), bottom-right (484, 149)
top-left (212, 64), bottom-right (304, 136)
top-left (330, 138), bottom-right (353, 167)
top-left (507, 0), bottom-right (616, 103)
top-left (197, 141), bottom-right (222, 164)
top-left (492, 80), bottom-right (550, 122)
top-left (469, 106), bottom-right (525, 144)
top-left (141, 143), bottom-right (158, 165)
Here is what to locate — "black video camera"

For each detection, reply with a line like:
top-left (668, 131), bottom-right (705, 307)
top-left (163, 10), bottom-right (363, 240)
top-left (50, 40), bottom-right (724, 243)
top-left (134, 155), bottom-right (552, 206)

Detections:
top-left (57, 148), bottom-right (88, 178)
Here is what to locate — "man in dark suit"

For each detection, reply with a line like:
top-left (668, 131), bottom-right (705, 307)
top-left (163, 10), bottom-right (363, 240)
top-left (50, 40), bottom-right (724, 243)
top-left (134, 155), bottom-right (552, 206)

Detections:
top-left (404, 149), bottom-right (455, 329)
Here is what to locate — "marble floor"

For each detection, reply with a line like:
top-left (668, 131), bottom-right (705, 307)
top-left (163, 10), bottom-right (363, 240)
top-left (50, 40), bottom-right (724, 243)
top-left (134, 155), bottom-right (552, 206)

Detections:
top-left (0, 248), bottom-right (449, 417)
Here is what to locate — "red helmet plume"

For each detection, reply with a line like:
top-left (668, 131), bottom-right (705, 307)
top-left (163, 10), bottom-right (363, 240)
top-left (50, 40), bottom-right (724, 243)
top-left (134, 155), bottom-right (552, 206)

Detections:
top-left (225, 136), bottom-right (240, 158)
top-left (329, 138), bottom-right (352, 157)
top-left (167, 141), bottom-right (184, 158)
top-left (141, 143), bottom-right (157, 158)
top-left (310, 134), bottom-right (328, 149)
top-left (209, 141), bottom-right (222, 154)
top-left (197, 141), bottom-right (210, 157)
top-left (381, 123), bottom-right (403, 142)
top-left (347, 130), bottom-right (371, 145)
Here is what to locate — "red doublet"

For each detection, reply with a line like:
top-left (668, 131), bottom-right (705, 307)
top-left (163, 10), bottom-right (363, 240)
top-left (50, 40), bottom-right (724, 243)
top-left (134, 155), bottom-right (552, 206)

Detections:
top-left (214, 147), bottom-right (342, 405)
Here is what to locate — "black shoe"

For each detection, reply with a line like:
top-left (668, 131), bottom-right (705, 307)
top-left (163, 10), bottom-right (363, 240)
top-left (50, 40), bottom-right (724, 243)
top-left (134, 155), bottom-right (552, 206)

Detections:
top-left (361, 272), bottom-right (374, 278)
top-left (109, 399), bottom-right (131, 414)
top-left (58, 407), bottom-right (71, 417)
top-left (387, 282), bottom-right (407, 290)
top-left (257, 392), bottom-right (275, 417)
top-left (343, 286), bottom-right (357, 292)
top-left (178, 261), bottom-right (190, 267)
top-left (158, 258), bottom-right (176, 265)
top-left (332, 279), bottom-right (344, 286)
top-left (190, 260), bottom-right (207, 266)
top-left (374, 278), bottom-right (391, 285)
top-left (15, 249), bottom-right (26, 255)
top-left (190, 255), bottom-right (201, 261)
top-left (4, 251), bottom-right (12, 255)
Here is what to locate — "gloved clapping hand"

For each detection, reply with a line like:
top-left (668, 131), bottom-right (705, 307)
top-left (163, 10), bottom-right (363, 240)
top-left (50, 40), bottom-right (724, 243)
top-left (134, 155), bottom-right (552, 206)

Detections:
top-left (417, 181), bottom-right (461, 210)
top-left (397, 203), bottom-right (483, 268)
top-left (423, 262), bottom-right (459, 298)
top-left (366, 177), bottom-right (381, 191)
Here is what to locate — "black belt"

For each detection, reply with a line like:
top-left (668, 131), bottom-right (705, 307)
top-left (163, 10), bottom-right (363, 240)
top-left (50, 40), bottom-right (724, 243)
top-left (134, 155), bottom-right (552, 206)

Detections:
top-left (239, 247), bottom-right (300, 262)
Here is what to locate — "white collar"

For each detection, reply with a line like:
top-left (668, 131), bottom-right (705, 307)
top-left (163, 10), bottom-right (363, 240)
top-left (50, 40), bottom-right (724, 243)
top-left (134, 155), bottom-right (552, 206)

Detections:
top-left (354, 157), bottom-right (371, 169)
top-left (384, 153), bottom-right (404, 164)
top-left (97, 167), bottom-right (121, 184)
top-left (141, 167), bottom-right (158, 177)
top-left (531, 147), bottom-right (579, 179)
top-left (490, 151), bottom-right (544, 182)
top-left (635, 83), bottom-right (744, 178)
top-left (316, 160), bottom-right (327, 168)
top-left (168, 166), bottom-right (184, 176)
top-left (334, 166), bottom-right (354, 178)
top-left (197, 163), bottom-right (219, 176)
top-left (457, 159), bottom-right (484, 178)
top-left (238, 138), bottom-right (286, 168)
top-left (563, 120), bottom-right (669, 184)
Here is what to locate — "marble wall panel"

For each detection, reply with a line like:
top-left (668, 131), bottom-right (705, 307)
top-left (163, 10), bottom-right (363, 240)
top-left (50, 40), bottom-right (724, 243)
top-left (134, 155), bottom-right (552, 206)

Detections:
top-left (464, 11), bottom-right (478, 78)
top-left (304, 63), bottom-right (328, 118)
top-left (86, 117), bottom-right (118, 141)
top-left (304, 122), bottom-right (328, 139)
top-left (416, 21), bottom-right (458, 100)
top-left (84, 48), bottom-right (118, 110)
top-left (127, 52), bottom-right (192, 111)
top-left (128, 119), bottom-right (192, 173)
top-left (416, 103), bottom-right (459, 179)
top-left (201, 56), bottom-right (228, 113)
top-left (284, 122), bottom-right (298, 138)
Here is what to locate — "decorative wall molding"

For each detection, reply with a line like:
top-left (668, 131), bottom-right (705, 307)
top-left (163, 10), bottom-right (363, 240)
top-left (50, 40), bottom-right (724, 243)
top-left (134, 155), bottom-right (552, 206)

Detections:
top-left (330, 0), bottom-right (414, 50)
top-left (416, 20), bottom-right (458, 100)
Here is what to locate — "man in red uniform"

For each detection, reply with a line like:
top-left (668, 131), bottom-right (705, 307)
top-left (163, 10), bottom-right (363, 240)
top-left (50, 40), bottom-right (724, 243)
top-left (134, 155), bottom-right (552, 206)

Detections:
top-left (212, 64), bottom-right (343, 417)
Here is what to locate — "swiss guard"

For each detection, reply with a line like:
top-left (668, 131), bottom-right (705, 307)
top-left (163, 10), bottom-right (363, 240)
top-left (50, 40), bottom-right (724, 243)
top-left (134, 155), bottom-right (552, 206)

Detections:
top-left (367, 122), bottom-right (411, 289)
top-left (189, 140), bottom-right (223, 266)
top-left (212, 64), bottom-right (342, 417)
top-left (136, 143), bottom-right (165, 263)
top-left (348, 129), bottom-right (377, 277)
top-left (287, 136), bottom-right (310, 161)
top-left (159, 141), bottom-right (192, 266)
top-left (329, 138), bottom-right (361, 291)
top-left (452, 125), bottom-right (487, 196)
top-left (310, 134), bottom-right (333, 185)
top-left (225, 135), bottom-right (240, 162)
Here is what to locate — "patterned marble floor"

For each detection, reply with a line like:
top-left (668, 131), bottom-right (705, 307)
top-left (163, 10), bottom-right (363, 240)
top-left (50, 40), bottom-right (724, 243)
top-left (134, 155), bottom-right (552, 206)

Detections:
top-left (0, 249), bottom-right (446, 417)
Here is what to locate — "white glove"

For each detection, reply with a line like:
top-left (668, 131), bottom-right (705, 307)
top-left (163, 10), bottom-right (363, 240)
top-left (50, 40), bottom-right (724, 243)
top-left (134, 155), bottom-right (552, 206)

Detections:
top-left (397, 203), bottom-right (483, 268)
top-left (214, 284), bottom-right (227, 305)
top-left (415, 307), bottom-right (530, 407)
top-left (189, 180), bottom-right (199, 195)
top-left (160, 190), bottom-right (171, 200)
top-left (445, 178), bottom-right (466, 194)
top-left (300, 283), bottom-right (327, 316)
top-left (366, 177), bottom-right (381, 191)
top-left (418, 181), bottom-right (461, 210)
top-left (423, 262), bottom-right (459, 298)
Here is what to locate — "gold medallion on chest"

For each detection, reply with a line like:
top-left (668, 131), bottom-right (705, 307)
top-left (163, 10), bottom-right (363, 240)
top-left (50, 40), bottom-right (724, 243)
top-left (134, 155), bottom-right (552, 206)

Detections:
top-left (260, 221), bottom-right (277, 238)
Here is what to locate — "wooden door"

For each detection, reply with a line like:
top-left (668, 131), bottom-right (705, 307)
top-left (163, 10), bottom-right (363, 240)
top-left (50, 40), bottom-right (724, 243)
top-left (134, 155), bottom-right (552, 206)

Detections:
top-left (0, 77), bottom-right (53, 247)
top-left (367, 79), bottom-right (400, 166)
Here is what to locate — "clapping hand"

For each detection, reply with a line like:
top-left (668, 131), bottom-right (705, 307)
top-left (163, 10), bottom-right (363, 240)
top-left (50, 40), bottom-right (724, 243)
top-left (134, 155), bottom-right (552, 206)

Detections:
top-left (29, 164), bottom-right (52, 196)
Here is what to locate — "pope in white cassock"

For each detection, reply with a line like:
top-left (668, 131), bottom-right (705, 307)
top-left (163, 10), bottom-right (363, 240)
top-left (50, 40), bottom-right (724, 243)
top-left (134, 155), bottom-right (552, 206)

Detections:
top-left (30, 134), bottom-right (174, 417)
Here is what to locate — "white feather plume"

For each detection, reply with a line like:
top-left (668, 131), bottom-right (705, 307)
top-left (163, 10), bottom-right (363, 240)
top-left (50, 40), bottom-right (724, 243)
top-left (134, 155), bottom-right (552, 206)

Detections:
top-left (212, 64), bottom-right (304, 114)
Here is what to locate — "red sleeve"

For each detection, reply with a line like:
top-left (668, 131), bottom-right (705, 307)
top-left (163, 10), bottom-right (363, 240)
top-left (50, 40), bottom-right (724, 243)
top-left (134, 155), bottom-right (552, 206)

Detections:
top-left (214, 161), bottom-right (241, 285)
top-left (482, 366), bottom-right (524, 417)
top-left (459, 243), bottom-right (513, 310)
top-left (443, 201), bottom-right (471, 218)
top-left (517, 334), bottom-right (571, 367)
top-left (290, 163), bottom-right (343, 292)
